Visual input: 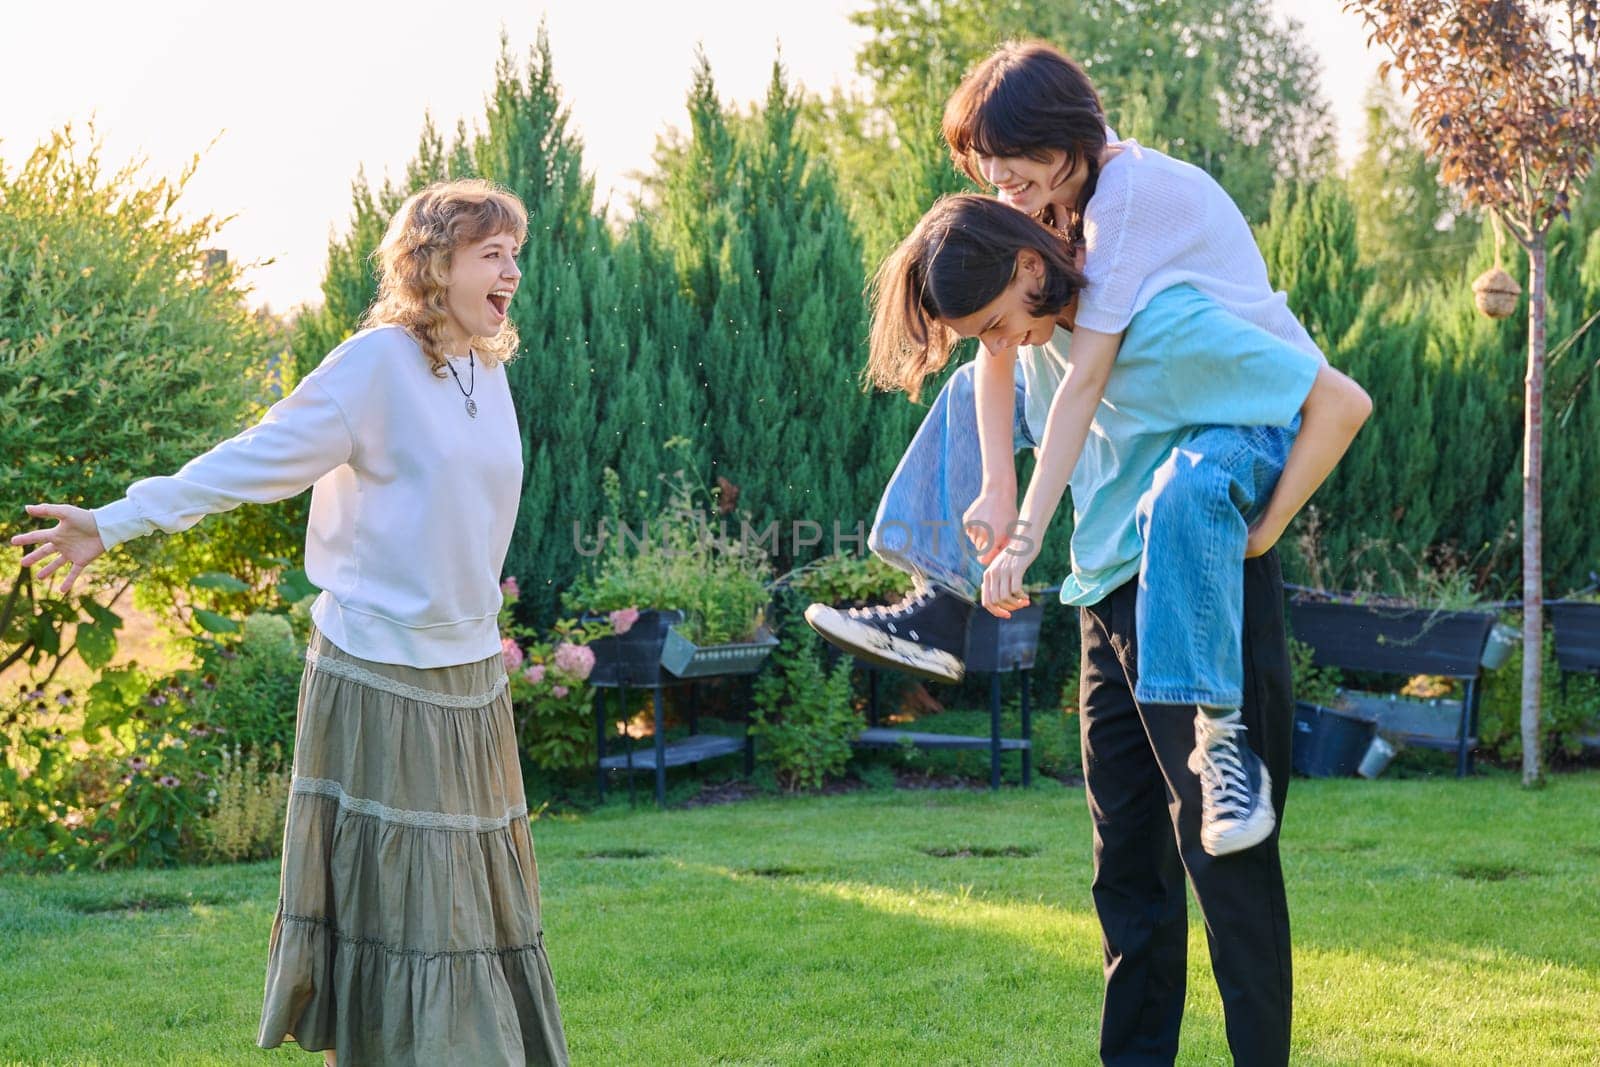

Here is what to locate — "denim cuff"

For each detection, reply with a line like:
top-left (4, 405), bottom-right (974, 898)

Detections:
top-left (1133, 682), bottom-right (1244, 709)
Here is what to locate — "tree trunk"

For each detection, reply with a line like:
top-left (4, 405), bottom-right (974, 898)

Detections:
top-left (1520, 233), bottom-right (1547, 787)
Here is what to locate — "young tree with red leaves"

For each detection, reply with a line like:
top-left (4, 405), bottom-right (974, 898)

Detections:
top-left (1343, 0), bottom-right (1600, 784)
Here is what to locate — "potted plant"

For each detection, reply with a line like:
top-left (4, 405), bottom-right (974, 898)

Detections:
top-left (1286, 537), bottom-right (1519, 777)
top-left (580, 607), bottom-right (684, 688)
top-left (1286, 635), bottom-right (1378, 778)
top-left (564, 461), bottom-right (776, 686)
top-left (1288, 540), bottom-right (1511, 675)
top-left (790, 552), bottom-right (1050, 674)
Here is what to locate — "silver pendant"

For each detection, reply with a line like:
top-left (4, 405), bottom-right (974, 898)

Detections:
top-left (465, 398), bottom-right (478, 419)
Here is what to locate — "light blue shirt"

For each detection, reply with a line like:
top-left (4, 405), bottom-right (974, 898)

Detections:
top-left (1017, 285), bottom-right (1325, 606)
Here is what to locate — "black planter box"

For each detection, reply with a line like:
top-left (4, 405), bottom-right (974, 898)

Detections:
top-left (584, 609), bottom-right (683, 688)
top-left (965, 601), bottom-right (1046, 672)
top-left (1292, 701), bottom-right (1377, 778)
top-left (1287, 598), bottom-right (1496, 678)
top-left (1550, 600), bottom-right (1600, 675)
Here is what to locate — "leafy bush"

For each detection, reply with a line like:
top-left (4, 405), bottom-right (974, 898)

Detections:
top-left (500, 580), bottom-right (610, 773)
top-left (185, 612), bottom-right (303, 769)
top-left (1289, 636), bottom-right (1344, 708)
top-left (1479, 624), bottom-right (1600, 764)
top-left (788, 552), bottom-right (913, 608)
top-left (0, 607), bottom-right (303, 872)
top-left (751, 599), bottom-right (859, 791)
top-left (0, 127), bottom-right (281, 676)
top-left (1, 666), bottom-right (227, 871)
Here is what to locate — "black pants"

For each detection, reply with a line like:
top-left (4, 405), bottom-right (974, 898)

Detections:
top-left (1078, 550), bottom-right (1294, 1067)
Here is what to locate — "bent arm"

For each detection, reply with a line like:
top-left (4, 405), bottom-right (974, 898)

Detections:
top-left (1247, 364), bottom-right (1373, 556)
top-left (973, 343), bottom-right (1019, 500)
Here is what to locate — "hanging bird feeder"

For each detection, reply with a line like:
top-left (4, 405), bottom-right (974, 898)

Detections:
top-left (1472, 213), bottom-right (1521, 319)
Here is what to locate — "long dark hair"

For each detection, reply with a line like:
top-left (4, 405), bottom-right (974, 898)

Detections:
top-left (942, 41), bottom-right (1107, 241)
top-left (867, 194), bottom-right (1085, 400)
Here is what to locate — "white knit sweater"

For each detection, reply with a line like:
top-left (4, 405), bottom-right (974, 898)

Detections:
top-left (93, 326), bottom-right (523, 668)
top-left (1076, 138), bottom-right (1323, 357)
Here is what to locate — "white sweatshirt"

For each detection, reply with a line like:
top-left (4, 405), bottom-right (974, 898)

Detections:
top-left (1075, 138), bottom-right (1323, 357)
top-left (93, 325), bottom-right (523, 668)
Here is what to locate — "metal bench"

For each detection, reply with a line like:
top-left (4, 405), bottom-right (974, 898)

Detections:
top-left (844, 594), bottom-right (1055, 790)
top-left (594, 676), bottom-right (758, 809)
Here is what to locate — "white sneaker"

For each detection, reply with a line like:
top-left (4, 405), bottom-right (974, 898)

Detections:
top-left (1188, 710), bottom-right (1276, 856)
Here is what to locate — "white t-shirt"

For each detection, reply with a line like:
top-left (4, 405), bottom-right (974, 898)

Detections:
top-left (1074, 138), bottom-right (1322, 356)
top-left (93, 326), bottom-right (523, 668)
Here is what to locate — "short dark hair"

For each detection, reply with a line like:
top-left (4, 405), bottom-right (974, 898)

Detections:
top-left (943, 41), bottom-right (1107, 239)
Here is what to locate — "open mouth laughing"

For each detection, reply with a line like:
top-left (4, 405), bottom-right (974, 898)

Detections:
top-left (487, 288), bottom-right (514, 321)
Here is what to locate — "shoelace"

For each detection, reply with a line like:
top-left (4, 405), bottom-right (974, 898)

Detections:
top-left (1192, 718), bottom-right (1254, 820)
top-left (847, 587), bottom-right (932, 620)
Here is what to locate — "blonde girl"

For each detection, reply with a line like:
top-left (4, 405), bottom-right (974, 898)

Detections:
top-left (14, 179), bottom-right (569, 1067)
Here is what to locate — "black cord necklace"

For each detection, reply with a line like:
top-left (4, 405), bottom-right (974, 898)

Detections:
top-left (446, 352), bottom-right (477, 419)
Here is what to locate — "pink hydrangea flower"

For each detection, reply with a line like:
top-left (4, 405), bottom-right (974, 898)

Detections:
top-left (608, 606), bottom-right (640, 635)
top-left (500, 576), bottom-right (520, 599)
top-left (551, 685), bottom-right (569, 698)
top-left (501, 637), bottom-right (525, 672)
top-left (552, 642), bottom-right (595, 681)
top-left (523, 663), bottom-right (546, 685)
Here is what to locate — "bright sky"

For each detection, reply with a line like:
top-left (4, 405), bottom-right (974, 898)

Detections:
top-left (1, 0), bottom-right (1381, 314)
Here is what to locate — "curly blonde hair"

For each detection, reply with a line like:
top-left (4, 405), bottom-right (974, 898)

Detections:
top-left (362, 178), bottom-right (528, 377)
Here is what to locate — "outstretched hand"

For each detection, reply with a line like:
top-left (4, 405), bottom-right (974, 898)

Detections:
top-left (10, 503), bottom-right (105, 594)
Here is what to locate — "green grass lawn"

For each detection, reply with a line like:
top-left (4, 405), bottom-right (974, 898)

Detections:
top-left (3, 771), bottom-right (1598, 1066)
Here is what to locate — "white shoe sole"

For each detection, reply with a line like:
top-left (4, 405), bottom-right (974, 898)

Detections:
top-left (1200, 764), bottom-right (1276, 857)
top-left (803, 604), bottom-right (965, 684)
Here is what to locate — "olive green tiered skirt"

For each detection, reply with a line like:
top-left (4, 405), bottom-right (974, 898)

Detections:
top-left (256, 629), bottom-right (568, 1066)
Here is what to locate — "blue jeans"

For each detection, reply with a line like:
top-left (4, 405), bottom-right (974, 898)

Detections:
top-left (868, 360), bottom-right (1293, 708)
top-left (868, 361), bottom-right (1037, 598)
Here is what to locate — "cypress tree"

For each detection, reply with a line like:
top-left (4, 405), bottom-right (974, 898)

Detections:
top-left (1255, 179), bottom-right (1466, 591)
top-left (1254, 174), bottom-right (1600, 598)
top-left (1421, 175), bottom-right (1600, 595)
top-left (1419, 224), bottom-right (1530, 588)
top-left (462, 34), bottom-right (722, 619)
top-left (649, 57), bottom-right (897, 571)
top-left (1540, 179), bottom-right (1600, 592)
